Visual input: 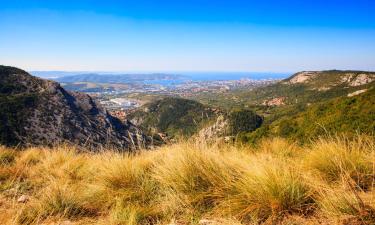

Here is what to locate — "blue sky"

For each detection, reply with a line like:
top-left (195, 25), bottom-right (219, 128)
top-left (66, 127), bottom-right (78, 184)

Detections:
top-left (0, 0), bottom-right (374, 72)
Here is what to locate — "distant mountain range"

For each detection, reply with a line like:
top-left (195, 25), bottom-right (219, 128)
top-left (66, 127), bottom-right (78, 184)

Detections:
top-left (31, 72), bottom-right (187, 83)
top-left (31, 71), bottom-right (289, 82)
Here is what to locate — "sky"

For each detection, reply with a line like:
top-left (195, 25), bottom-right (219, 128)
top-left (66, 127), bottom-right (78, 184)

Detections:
top-left (0, 0), bottom-right (375, 72)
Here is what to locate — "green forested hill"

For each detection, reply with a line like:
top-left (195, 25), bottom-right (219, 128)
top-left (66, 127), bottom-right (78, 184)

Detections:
top-left (242, 87), bottom-right (375, 143)
top-left (127, 97), bottom-right (219, 138)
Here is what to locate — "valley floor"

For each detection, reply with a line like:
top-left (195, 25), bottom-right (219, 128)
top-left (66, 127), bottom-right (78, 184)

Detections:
top-left (0, 136), bottom-right (374, 225)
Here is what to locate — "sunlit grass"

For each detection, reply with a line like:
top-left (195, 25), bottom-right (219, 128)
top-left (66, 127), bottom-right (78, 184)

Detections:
top-left (0, 136), bottom-right (373, 224)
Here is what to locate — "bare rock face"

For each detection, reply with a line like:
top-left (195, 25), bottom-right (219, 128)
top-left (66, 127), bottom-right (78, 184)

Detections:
top-left (17, 195), bottom-right (29, 203)
top-left (287, 71), bottom-right (318, 84)
top-left (262, 97), bottom-right (286, 106)
top-left (198, 115), bottom-right (229, 142)
top-left (349, 74), bottom-right (375, 86)
top-left (348, 89), bottom-right (368, 97)
top-left (285, 71), bottom-right (375, 87)
top-left (0, 66), bottom-right (149, 151)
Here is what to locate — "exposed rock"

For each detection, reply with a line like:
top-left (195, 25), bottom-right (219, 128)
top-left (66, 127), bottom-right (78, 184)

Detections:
top-left (0, 66), bottom-right (149, 151)
top-left (109, 109), bottom-right (127, 122)
top-left (224, 136), bottom-right (235, 143)
top-left (348, 89), bottom-right (368, 97)
top-left (340, 73), bottom-right (355, 83)
top-left (349, 74), bottom-right (375, 86)
top-left (17, 195), bottom-right (29, 203)
top-left (285, 71), bottom-right (375, 87)
top-left (287, 71), bottom-right (318, 84)
top-left (262, 97), bottom-right (286, 106)
top-left (198, 115), bottom-right (228, 141)
top-left (317, 86), bottom-right (331, 91)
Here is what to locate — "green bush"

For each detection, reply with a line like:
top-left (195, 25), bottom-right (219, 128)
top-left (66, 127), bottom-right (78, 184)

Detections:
top-left (228, 109), bottom-right (263, 135)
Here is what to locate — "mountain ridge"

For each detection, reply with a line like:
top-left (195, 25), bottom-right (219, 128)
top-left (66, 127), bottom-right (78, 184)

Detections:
top-left (0, 65), bottom-right (149, 150)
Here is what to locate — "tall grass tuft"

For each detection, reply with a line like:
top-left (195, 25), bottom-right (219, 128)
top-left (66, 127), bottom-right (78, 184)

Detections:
top-left (221, 156), bottom-right (314, 223)
top-left (153, 142), bottom-right (246, 216)
top-left (305, 136), bottom-right (375, 190)
top-left (0, 147), bottom-right (17, 166)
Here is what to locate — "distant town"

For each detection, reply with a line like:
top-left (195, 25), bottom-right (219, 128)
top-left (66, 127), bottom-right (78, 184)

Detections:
top-left (90, 78), bottom-right (279, 120)
top-left (31, 71), bottom-right (281, 115)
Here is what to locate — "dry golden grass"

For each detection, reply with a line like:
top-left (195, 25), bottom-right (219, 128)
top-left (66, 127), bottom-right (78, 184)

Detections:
top-left (0, 136), bottom-right (374, 224)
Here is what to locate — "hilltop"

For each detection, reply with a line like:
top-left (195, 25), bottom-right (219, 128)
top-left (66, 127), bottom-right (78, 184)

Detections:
top-left (0, 66), bottom-right (148, 150)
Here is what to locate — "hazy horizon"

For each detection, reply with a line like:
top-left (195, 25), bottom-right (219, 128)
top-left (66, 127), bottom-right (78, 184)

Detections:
top-left (30, 70), bottom-right (290, 80)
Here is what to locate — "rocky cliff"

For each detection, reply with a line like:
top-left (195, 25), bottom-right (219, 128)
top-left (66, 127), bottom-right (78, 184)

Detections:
top-left (0, 66), bottom-right (149, 150)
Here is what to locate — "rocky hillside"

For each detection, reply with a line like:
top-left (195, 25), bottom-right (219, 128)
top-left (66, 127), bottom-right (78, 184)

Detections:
top-left (198, 109), bottom-right (263, 142)
top-left (192, 70), bottom-right (375, 109)
top-left (247, 70), bottom-right (375, 106)
top-left (127, 97), bottom-right (220, 139)
top-left (232, 71), bottom-right (375, 143)
top-left (186, 70), bottom-right (375, 143)
top-left (0, 66), bottom-right (148, 150)
top-left (283, 70), bottom-right (374, 91)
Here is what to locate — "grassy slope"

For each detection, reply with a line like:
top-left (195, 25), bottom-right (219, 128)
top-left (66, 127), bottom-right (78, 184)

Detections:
top-left (0, 136), bottom-right (374, 225)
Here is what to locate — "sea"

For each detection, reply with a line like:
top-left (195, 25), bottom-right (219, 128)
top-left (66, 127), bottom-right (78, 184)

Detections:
top-left (32, 71), bottom-right (291, 86)
top-left (144, 72), bottom-right (291, 86)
